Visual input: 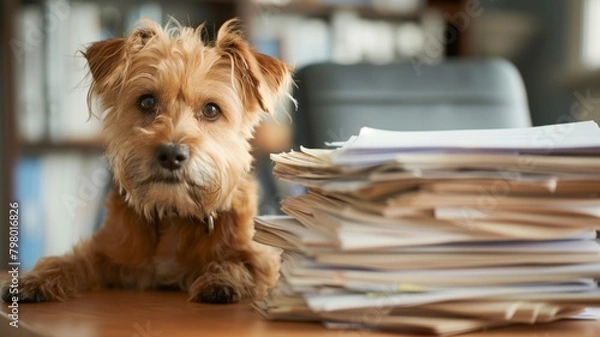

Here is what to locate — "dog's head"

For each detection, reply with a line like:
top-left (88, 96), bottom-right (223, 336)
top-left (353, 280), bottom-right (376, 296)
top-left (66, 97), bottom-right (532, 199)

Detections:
top-left (84, 19), bottom-right (292, 219)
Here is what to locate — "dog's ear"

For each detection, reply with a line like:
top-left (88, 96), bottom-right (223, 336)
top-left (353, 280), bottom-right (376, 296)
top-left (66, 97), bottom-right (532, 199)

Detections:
top-left (216, 19), bottom-right (292, 115)
top-left (84, 22), bottom-right (160, 92)
top-left (84, 38), bottom-right (126, 92)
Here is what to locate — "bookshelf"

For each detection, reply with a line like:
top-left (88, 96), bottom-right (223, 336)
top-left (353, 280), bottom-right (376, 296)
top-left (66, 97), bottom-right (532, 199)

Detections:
top-left (251, 0), bottom-right (465, 20)
top-left (253, 2), bottom-right (426, 19)
top-left (246, 0), bottom-right (468, 70)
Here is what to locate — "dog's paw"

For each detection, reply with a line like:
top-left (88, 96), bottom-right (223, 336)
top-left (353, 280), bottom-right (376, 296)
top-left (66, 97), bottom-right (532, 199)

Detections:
top-left (1, 276), bottom-right (50, 303)
top-left (188, 261), bottom-right (254, 304)
top-left (1, 280), bottom-right (16, 302)
top-left (194, 283), bottom-right (242, 304)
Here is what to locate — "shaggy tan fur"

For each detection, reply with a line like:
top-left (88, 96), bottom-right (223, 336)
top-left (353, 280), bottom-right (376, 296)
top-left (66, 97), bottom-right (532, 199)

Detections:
top-left (1, 19), bottom-right (290, 304)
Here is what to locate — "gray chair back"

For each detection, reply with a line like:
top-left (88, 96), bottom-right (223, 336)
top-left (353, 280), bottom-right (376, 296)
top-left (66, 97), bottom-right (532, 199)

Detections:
top-left (293, 59), bottom-right (531, 148)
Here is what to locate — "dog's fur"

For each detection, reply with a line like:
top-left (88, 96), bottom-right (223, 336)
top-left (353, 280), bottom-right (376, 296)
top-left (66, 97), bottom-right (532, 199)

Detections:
top-left (1, 19), bottom-right (290, 304)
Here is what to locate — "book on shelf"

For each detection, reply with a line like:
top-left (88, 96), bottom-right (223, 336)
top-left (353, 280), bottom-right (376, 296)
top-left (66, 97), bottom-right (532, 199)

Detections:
top-left (15, 2), bottom-right (123, 143)
top-left (46, 2), bottom-right (103, 141)
top-left (253, 120), bottom-right (600, 336)
top-left (15, 5), bottom-right (46, 143)
top-left (15, 154), bottom-right (110, 271)
top-left (251, 2), bottom-right (443, 68)
top-left (14, 158), bottom-right (45, 270)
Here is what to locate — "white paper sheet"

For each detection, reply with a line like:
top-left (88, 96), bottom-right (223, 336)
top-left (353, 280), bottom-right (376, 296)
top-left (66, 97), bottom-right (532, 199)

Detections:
top-left (305, 282), bottom-right (600, 312)
top-left (332, 121), bottom-right (600, 165)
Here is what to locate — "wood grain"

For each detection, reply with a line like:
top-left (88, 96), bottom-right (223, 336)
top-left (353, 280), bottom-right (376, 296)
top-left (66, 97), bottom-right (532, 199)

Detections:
top-left (0, 290), bottom-right (598, 337)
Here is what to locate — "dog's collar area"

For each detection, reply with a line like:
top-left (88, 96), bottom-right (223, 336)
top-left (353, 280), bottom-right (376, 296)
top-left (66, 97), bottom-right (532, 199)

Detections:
top-left (115, 187), bottom-right (216, 235)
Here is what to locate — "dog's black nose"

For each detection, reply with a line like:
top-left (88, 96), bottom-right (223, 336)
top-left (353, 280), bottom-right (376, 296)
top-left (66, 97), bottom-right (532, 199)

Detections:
top-left (155, 144), bottom-right (189, 170)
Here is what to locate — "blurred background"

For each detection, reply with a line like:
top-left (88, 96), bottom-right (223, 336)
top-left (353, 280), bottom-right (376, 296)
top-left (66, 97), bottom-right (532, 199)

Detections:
top-left (1, 0), bottom-right (599, 269)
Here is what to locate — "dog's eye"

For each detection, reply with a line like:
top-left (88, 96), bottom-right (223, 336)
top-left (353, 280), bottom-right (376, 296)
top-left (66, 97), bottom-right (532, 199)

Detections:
top-left (201, 103), bottom-right (222, 121)
top-left (138, 94), bottom-right (157, 113)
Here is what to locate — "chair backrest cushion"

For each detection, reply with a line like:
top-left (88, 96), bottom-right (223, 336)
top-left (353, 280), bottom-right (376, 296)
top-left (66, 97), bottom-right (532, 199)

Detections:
top-left (293, 59), bottom-right (532, 148)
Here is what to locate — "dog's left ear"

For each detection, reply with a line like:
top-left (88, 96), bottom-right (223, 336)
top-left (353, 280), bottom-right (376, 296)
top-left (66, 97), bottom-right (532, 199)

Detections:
top-left (216, 19), bottom-right (292, 115)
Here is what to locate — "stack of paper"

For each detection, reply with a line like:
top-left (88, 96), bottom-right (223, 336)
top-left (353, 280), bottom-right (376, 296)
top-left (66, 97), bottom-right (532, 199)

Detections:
top-left (253, 121), bottom-right (600, 335)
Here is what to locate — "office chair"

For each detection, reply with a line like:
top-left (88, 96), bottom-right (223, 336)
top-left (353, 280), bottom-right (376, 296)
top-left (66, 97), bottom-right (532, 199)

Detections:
top-left (293, 59), bottom-right (532, 148)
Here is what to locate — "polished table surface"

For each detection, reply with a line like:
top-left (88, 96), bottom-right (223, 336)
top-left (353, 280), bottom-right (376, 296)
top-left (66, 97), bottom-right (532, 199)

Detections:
top-left (1, 290), bottom-right (599, 337)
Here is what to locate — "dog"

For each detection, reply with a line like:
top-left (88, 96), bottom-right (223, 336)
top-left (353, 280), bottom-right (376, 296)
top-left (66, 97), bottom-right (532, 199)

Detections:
top-left (1, 19), bottom-right (291, 304)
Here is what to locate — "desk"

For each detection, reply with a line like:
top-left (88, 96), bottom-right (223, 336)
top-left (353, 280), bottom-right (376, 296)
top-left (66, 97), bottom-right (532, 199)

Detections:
top-left (1, 290), bottom-right (599, 337)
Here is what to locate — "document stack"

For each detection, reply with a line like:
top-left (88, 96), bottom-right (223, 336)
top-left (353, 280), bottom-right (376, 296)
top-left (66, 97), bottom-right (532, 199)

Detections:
top-left (253, 121), bottom-right (600, 335)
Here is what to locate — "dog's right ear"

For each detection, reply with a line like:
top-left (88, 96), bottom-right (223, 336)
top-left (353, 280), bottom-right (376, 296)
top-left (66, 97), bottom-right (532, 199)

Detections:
top-left (84, 23), bottom-right (160, 93)
top-left (84, 38), bottom-right (126, 93)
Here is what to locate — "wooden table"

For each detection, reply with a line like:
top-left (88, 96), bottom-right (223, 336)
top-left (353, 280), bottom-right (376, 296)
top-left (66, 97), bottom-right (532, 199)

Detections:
top-left (1, 290), bottom-right (599, 337)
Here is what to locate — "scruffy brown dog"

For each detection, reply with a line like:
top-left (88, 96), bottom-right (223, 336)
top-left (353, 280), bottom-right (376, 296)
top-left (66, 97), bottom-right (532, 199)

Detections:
top-left (1, 19), bottom-right (290, 304)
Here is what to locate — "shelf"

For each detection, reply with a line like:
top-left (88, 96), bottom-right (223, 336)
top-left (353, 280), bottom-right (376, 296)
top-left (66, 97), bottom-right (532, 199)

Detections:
top-left (253, 2), bottom-right (425, 20)
top-left (21, 138), bottom-right (105, 154)
top-left (253, 0), bottom-right (464, 20)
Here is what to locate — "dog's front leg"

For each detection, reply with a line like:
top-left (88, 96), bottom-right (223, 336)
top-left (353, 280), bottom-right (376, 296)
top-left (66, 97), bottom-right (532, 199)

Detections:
top-left (1, 243), bottom-right (101, 302)
top-left (187, 241), bottom-right (280, 304)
